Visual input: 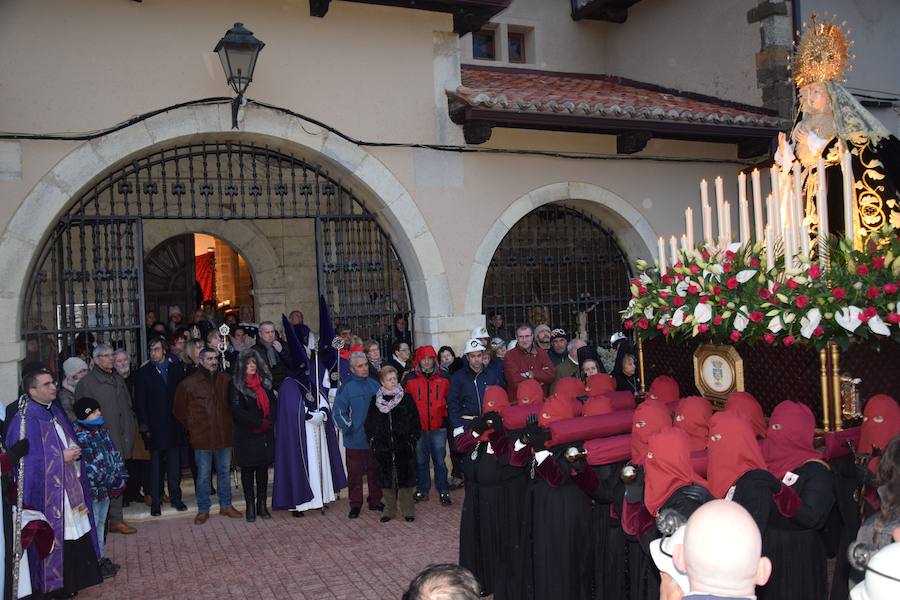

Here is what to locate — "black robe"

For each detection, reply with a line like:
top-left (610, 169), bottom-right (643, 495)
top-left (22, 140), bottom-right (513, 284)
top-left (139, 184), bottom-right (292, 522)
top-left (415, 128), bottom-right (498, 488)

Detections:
top-left (591, 462), bottom-right (627, 600)
top-left (757, 461), bottom-right (834, 600)
top-left (827, 454), bottom-right (878, 600)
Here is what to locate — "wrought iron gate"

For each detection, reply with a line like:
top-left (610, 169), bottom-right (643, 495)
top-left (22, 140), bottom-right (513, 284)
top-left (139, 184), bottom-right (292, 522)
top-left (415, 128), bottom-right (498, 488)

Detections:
top-left (22, 141), bottom-right (412, 371)
top-left (482, 203), bottom-right (632, 347)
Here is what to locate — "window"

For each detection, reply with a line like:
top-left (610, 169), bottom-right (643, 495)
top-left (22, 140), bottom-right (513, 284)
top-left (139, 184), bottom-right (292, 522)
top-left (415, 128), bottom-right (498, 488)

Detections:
top-left (508, 31), bottom-right (526, 63)
top-left (473, 29), bottom-right (496, 60)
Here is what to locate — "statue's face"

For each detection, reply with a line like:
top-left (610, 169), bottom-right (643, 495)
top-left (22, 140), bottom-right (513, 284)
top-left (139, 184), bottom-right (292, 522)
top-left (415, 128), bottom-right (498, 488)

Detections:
top-left (800, 82), bottom-right (831, 115)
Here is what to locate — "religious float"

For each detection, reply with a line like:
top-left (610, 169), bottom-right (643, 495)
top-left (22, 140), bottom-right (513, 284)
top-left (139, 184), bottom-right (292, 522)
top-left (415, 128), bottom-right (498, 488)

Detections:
top-left (622, 15), bottom-right (900, 433)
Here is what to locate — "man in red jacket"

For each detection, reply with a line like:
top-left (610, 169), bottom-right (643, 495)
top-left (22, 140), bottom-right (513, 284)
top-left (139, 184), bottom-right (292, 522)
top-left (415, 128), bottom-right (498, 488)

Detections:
top-left (503, 324), bottom-right (556, 403)
top-left (404, 345), bottom-right (452, 505)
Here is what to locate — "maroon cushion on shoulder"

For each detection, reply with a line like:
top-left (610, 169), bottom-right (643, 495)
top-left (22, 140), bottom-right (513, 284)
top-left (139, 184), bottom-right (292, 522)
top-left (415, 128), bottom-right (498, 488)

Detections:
top-left (607, 391), bottom-right (637, 411)
top-left (500, 401), bottom-right (543, 429)
top-left (547, 409), bottom-right (635, 446)
top-left (584, 434), bottom-right (631, 465)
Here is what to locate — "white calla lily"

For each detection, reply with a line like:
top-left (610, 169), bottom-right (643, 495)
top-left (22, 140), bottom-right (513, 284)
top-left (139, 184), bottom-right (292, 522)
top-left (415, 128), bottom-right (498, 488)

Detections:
top-left (736, 270), bottom-right (757, 283)
top-left (644, 306), bottom-right (655, 320)
top-left (800, 308), bottom-right (822, 339)
top-left (694, 302), bottom-right (712, 324)
top-left (727, 242), bottom-right (742, 255)
top-left (639, 273), bottom-right (652, 285)
top-left (868, 314), bottom-right (890, 336)
top-left (733, 305), bottom-right (749, 332)
top-left (768, 315), bottom-right (783, 333)
top-left (834, 306), bottom-right (862, 332)
top-left (671, 307), bottom-right (687, 327)
top-left (676, 280), bottom-right (689, 296)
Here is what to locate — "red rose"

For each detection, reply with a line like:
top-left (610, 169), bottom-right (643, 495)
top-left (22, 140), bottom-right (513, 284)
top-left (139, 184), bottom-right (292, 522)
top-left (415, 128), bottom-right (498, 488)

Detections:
top-left (673, 296), bottom-right (685, 307)
top-left (712, 315), bottom-right (723, 326)
top-left (796, 295), bottom-right (810, 309)
top-left (884, 283), bottom-right (898, 295)
top-left (723, 263), bottom-right (733, 273)
top-left (729, 331), bottom-right (741, 343)
top-left (657, 323), bottom-right (665, 330)
top-left (856, 264), bottom-right (869, 276)
top-left (783, 335), bottom-right (795, 346)
top-left (638, 286), bottom-right (648, 295)
top-left (759, 288), bottom-right (772, 300)
top-left (698, 324), bottom-right (709, 334)
top-left (866, 286), bottom-right (881, 300)
top-left (764, 333), bottom-right (776, 344)
top-left (719, 299), bottom-right (727, 307)
top-left (662, 274), bottom-right (675, 286)
top-left (859, 307), bottom-right (877, 322)
top-left (659, 291), bottom-right (669, 299)
top-left (699, 296), bottom-right (709, 304)
top-left (662, 327), bottom-right (670, 335)
top-left (701, 250), bottom-right (710, 261)
top-left (832, 288), bottom-right (847, 300)
top-left (624, 320), bottom-right (634, 329)
top-left (726, 277), bottom-right (739, 290)
top-left (749, 311), bottom-right (764, 323)
top-left (750, 258), bottom-right (760, 268)
top-left (888, 313), bottom-right (900, 324)
top-left (687, 285), bottom-right (700, 295)
top-left (674, 262), bottom-right (684, 270)
top-left (637, 318), bottom-right (649, 330)
top-left (726, 250), bottom-right (736, 260)
top-left (808, 264), bottom-right (822, 279)
top-left (713, 285), bottom-right (722, 295)
top-left (676, 273), bottom-right (685, 281)
top-left (872, 256), bottom-right (886, 269)
top-left (689, 265), bottom-right (700, 275)
top-left (785, 278), bottom-right (798, 289)
top-left (813, 326), bottom-right (825, 336)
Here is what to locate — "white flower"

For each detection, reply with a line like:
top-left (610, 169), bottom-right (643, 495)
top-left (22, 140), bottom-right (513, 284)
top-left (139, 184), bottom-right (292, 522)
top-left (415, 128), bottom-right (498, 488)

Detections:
top-left (727, 242), bottom-right (742, 255)
top-left (733, 305), bottom-right (749, 332)
top-left (868, 314), bottom-right (890, 336)
top-left (835, 306), bottom-right (862, 332)
top-left (671, 307), bottom-right (687, 327)
top-left (639, 273), bottom-right (652, 285)
top-left (800, 308), bottom-right (822, 339)
top-left (736, 270), bottom-right (757, 284)
top-left (676, 280), bottom-right (689, 297)
top-left (644, 306), bottom-right (655, 320)
top-left (783, 312), bottom-right (796, 324)
top-left (694, 302), bottom-right (712, 324)
top-left (768, 315), bottom-right (784, 333)
top-left (706, 264), bottom-right (724, 278)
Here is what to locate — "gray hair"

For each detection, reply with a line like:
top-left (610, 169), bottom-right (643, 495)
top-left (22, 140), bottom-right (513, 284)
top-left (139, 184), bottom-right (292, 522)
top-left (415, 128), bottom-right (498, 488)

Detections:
top-left (349, 351), bottom-right (368, 366)
top-left (258, 320), bottom-right (276, 330)
top-left (199, 347), bottom-right (219, 360)
top-left (92, 343), bottom-right (113, 358)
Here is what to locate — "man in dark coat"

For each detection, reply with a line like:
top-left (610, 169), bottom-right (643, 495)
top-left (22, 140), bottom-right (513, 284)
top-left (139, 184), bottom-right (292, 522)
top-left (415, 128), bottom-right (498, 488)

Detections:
top-left (134, 337), bottom-right (187, 516)
top-left (74, 343), bottom-right (137, 535)
top-left (253, 321), bottom-right (291, 388)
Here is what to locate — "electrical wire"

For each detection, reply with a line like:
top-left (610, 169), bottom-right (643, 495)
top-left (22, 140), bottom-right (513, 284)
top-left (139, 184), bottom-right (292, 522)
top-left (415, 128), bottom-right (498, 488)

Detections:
top-left (0, 96), bottom-right (765, 165)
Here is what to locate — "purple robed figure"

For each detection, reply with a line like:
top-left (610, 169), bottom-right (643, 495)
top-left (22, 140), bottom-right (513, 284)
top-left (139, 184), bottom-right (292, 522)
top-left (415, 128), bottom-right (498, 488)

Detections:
top-left (271, 373), bottom-right (346, 512)
top-left (5, 399), bottom-right (101, 595)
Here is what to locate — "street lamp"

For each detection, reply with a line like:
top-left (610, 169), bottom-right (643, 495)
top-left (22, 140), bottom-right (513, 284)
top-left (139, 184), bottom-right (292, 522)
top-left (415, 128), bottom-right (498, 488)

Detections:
top-left (214, 22), bottom-right (265, 129)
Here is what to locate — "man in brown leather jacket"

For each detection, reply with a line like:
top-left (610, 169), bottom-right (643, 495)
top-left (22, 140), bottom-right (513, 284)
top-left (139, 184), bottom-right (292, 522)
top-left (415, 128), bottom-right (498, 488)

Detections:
top-left (174, 347), bottom-right (242, 524)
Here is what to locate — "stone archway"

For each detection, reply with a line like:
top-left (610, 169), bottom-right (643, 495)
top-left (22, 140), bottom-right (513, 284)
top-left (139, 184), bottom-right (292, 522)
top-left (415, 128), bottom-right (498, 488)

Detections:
top-left (0, 103), bottom-right (451, 390)
top-left (463, 181), bottom-right (657, 317)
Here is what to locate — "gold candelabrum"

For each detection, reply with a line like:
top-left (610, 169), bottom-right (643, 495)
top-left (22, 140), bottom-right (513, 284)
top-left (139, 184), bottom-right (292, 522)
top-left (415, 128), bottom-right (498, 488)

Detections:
top-left (818, 342), bottom-right (862, 432)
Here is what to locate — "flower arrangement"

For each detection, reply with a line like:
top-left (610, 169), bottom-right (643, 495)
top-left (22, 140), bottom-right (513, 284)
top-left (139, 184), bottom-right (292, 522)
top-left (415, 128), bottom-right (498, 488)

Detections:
top-left (621, 229), bottom-right (900, 350)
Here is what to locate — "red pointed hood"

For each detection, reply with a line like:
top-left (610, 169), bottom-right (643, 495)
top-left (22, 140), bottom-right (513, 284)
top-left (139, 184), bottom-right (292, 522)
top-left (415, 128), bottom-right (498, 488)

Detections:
top-left (644, 427), bottom-right (708, 515)
top-left (648, 376), bottom-right (679, 404)
top-left (630, 399), bottom-right (672, 465)
top-left (707, 411), bottom-right (767, 498)
top-left (725, 391), bottom-right (767, 438)
top-left (516, 379), bottom-right (544, 405)
top-left (674, 396), bottom-right (714, 452)
top-left (763, 400), bottom-right (821, 479)
top-left (858, 394), bottom-right (900, 473)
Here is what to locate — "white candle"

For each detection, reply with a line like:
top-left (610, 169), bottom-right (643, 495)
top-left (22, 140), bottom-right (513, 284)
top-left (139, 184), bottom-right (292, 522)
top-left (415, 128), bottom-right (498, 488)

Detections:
top-left (739, 198), bottom-right (751, 247)
top-left (816, 156), bottom-right (829, 267)
top-left (670, 236), bottom-right (679, 265)
top-left (784, 223), bottom-right (797, 273)
top-left (715, 176), bottom-right (725, 243)
top-left (799, 224), bottom-right (811, 258)
top-left (769, 166), bottom-right (781, 234)
top-left (792, 162), bottom-right (804, 228)
top-left (685, 207), bottom-right (695, 249)
top-left (723, 201), bottom-right (732, 244)
top-left (681, 234), bottom-right (688, 251)
top-left (751, 169), bottom-right (764, 244)
top-left (841, 149), bottom-right (855, 244)
top-left (701, 179), bottom-right (713, 245)
top-left (658, 236), bottom-right (667, 272)
top-left (738, 171), bottom-right (747, 210)
top-left (765, 225), bottom-right (776, 271)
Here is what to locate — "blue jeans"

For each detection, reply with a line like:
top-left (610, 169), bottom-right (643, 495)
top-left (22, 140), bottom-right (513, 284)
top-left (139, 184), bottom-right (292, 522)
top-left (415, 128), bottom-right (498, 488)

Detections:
top-left (92, 496), bottom-right (110, 558)
top-left (194, 448), bottom-right (232, 513)
top-left (415, 429), bottom-right (449, 495)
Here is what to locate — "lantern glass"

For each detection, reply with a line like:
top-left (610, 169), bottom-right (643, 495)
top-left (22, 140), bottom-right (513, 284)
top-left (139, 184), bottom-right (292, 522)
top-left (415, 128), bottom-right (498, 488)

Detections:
top-left (213, 23), bottom-right (265, 96)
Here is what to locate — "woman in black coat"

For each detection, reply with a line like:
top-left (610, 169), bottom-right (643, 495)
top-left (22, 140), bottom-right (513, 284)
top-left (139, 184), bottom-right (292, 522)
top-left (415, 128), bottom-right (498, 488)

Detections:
top-left (229, 349), bottom-right (277, 522)
top-left (364, 365), bottom-right (421, 523)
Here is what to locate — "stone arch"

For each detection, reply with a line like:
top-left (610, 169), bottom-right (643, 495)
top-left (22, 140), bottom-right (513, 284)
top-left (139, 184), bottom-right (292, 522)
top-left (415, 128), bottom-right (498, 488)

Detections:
top-left (0, 103), bottom-right (450, 387)
top-left (463, 181), bottom-right (657, 316)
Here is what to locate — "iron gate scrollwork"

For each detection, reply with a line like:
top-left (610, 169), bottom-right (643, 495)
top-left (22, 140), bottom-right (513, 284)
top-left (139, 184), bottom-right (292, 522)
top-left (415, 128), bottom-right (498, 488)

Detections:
top-left (482, 203), bottom-right (632, 347)
top-left (22, 141), bottom-right (412, 372)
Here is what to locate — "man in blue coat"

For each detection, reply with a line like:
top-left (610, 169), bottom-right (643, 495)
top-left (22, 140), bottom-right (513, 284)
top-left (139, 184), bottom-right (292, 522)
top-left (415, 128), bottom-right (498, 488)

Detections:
top-left (134, 336), bottom-right (187, 516)
top-left (447, 338), bottom-right (505, 437)
top-left (333, 351), bottom-right (383, 519)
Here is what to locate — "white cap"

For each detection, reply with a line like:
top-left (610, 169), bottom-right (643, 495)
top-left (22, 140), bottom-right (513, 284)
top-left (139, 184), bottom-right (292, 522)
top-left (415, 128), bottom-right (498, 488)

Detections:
top-left (610, 331), bottom-right (626, 345)
top-left (463, 338), bottom-right (486, 354)
top-left (851, 543), bottom-right (900, 600)
top-left (507, 340), bottom-right (517, 351)
top-left (649, 525), bottom-right (689, 594)
top-left (470, 326), bottom-right (489, 339)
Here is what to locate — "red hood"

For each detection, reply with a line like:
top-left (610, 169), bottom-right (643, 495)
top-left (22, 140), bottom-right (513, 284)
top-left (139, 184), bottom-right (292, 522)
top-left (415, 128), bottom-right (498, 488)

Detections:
top-left (412, 345), bottom-right (438, 370)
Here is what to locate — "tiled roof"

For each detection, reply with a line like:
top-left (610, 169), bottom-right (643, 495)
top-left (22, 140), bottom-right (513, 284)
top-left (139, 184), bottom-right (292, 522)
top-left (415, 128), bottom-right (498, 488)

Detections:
top-left (451, 66), bottom-right (784, 129)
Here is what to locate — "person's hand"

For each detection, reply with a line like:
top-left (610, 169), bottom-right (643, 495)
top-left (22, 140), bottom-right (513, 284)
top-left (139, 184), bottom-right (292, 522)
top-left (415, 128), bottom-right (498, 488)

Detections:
top-left (309, 411), bottom-right (326, 426)
top-left (272, 340), bottom-right (283, 353)
top-left (471, 416), bottom-right (489, 436)
top-left (524, 417), bottom-right (548, 450)
top-left (8, 438), bottom-right (29, 462)
top-left (63, 446), bottom-right (81, 464)
top-left (483, 411), bottom-right (504, 433)
top-left (892, 527), bottom-right (900, 543)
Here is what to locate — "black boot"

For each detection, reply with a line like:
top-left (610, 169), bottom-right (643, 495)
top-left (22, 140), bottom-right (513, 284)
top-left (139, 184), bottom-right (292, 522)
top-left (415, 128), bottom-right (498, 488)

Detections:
top-left (244, 493), bottom-right (256, 522)
top-left (256, 468), bottom-right (272, 519)
top-left (241, 470), bottom-right (256, 522)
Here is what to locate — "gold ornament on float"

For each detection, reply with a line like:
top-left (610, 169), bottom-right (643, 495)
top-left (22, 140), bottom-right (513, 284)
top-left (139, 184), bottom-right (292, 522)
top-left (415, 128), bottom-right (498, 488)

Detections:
top-left (791, 14), bottom-right (854, 87)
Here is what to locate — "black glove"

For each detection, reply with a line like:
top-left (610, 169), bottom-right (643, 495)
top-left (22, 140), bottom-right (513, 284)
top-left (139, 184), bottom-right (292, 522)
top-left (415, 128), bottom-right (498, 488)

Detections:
top-left (523, 416), bottom-right (549, 450)
top-left (483, 411), bottom-right (504, 433)
top-left (8, 439), bottom-right (29, 462)
top-left (471, 416), bottom-right (489, 436)
top-left (570, 456), bottom-right (588, 473)
top-left (624, 465), bottom-right (645, 503)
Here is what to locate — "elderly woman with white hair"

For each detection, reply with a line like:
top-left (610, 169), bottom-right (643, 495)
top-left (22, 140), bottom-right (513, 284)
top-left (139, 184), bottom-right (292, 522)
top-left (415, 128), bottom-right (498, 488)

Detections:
top-left (58, 356), bottom-right (90, 421)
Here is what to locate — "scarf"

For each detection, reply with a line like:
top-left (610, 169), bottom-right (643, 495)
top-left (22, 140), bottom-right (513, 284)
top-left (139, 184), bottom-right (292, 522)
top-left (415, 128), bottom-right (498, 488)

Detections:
top-left (155, 357), bottom-right (169, 385)
top-left (245, 372), bottom-right (270, 419)
top-left (376, 385), bottom-right (404, 414)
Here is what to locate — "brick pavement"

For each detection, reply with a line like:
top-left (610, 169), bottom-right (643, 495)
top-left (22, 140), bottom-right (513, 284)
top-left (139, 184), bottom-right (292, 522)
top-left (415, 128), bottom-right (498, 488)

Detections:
top-left (82, 489), bottom-right (462, 600)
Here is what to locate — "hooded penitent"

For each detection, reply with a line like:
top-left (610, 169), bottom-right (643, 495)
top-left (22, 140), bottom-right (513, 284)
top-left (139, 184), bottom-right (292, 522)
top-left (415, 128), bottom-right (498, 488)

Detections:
top-left (648, 376), bottom-right (679, 405)
top-left (858, 394), bottom-right (900, 473)
top-left (725, 391), bottom-right (767, 438)
top-left (762, 400), bottom-right (822, 480)
top-left (585, 373), bottom-right (615, 396)
top-left (707, 411), bottom-right (768, 499)
top-left (630, 399), bottom-right (672, 465)
top-left (674, 396), bottom-right (714, 452)
top-left (555, 377), bottom-right (586, 400)
top-left (538, 394), bottom-right (578, 429)
top-left (644, 427), bottom-right (708, 516)
top-left (483, 385), bottom-right (509, 412)
top-left (516, 379), bottom-right (544, 405)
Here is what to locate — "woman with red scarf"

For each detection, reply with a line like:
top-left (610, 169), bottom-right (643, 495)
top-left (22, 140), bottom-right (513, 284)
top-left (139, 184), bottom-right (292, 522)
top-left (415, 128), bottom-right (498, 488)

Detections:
top-left (229, 350), bottom-right (277, 522)
top-left (759, 400), bottom-right (834, 600)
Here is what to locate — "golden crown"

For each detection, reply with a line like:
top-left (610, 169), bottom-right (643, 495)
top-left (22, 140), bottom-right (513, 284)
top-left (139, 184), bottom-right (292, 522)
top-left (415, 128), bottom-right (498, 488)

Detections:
top-left (791, 14), bottom-right (854, 87)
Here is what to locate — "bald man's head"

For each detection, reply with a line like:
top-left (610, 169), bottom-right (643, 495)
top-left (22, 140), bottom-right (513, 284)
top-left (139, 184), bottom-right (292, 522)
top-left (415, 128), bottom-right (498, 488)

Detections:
top-left (673, 500), bottom-right (771, 596)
